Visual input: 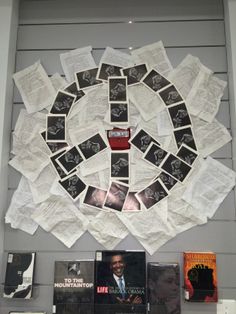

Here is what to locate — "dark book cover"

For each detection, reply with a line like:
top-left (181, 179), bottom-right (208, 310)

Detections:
top-left (184, 252), bottom-right (218, 302)
top-left (95, 250), bottom-right (146, 314)
top-left (147, 262), bottom-right (181, 314)
top-left (53, 260), bottom-right (94, 314)
top-left (3, 252), bottom-right (36, 299)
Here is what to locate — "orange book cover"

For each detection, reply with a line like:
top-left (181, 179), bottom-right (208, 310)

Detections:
top-left (183, 252), bottom-right (218, 302)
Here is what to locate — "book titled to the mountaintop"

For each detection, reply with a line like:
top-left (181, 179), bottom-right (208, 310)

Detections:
top-left (53, 260), bottom-right (94, 314)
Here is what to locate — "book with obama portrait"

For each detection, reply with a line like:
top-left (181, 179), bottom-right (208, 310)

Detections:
top-left (184, 252), bottom-right (218, 302)
top-left (94, 250), bottom-right (146, 314)
top-left (53, 260), bottom-right (94, 314)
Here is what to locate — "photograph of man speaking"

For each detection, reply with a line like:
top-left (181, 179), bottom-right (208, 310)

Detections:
top-left (95, 251), bottom-right (146, 313)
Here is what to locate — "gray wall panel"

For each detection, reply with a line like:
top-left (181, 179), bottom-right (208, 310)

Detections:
top-left (15, 46), bottom-right (227, 74)
top-left (19, 0), bottom-right (224, 24)
top-left (4, 221), bottom-right (236, 254)
top-left (17, 21), bottom-right (225, 50)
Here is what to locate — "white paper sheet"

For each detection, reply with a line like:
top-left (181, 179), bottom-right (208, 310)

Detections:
top-left (88, 211), bottom-right (129, 249)
top-left (50, 73), bottom-right (68, 91)
top-left (13, 61), bottom-right (55, 114)
top-left (186, 69), bottom-right (227, 123)
top-left (12, 109), bottom-right (46, 155)
top-left (131, 41), bottom-right (173, 76)
top-left (9, 133), bottom-right (50, 182)
top-left (130, 159), bottom-right (158, 191)
top-left (100, 47), bottom-right (134, 67)
top-left (60, 46), bottom-right (96, 82)
top-left (156, 109), bottom-right (173, 136)
top-left (29, 164), bottom-right (56, 204)
top-left (31, 196), bottom-right (89, 247)
top-left (129, 83), bottom-right (165, 121)
top-left (182, 157), bottom-right (236, 218)
top-left (192, 116), bottom-right (231, 157)
top-left (5, 176), bottom-right (39, 235)
top-left (117, 201), bottom-right (176, 255)
top-left (68, 85), bottom-right (108, 124)
top-left (167, 54), bottom-right (202, 99)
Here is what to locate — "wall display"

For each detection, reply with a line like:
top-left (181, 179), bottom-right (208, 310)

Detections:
top-left (7, 41), bottom-right (235, 255)
top-left (147, 262), bottom-right (181, 314)
top-left (3, 252), bottom-right (36, 299)
top-left (53, 260), bottom-right (94, 314)
top-left (95, 250), bottom-right (146, 314)
top-left (184, 252), bottom-right (218, 302)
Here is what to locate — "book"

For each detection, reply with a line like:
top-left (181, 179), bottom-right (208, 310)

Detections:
top-left (147, 262), bottom-right (181, 314)
top-left (95, 250), bottom-right (146, 314)
top-left (3, 252), bottom-right (36, 299)
top-left (53, 260), bottom-right (94, 314)
top-left (184, 252), bottom-right (218, 302)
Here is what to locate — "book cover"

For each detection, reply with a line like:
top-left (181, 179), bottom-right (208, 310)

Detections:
top-left (184, 252), bottom-right (218, 302)
top-left (95, 250), bottom-right (146, 314)
top-left (53, 260), bottom-right (94, 314)
top-left (147, 262), bottom-right (181, 314)
top-left (3, 252), bottom-right (36, 299)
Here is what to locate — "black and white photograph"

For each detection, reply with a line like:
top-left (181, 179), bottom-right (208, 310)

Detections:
top-left (97, 63), bottom-right (122, 81)
top-left (158, 172), bottom-right (178, 191)
top-left (143, 142), bottom-right (168, 167)
top-left (160, 153), bottom-right (192, 183)
top-left (104, 181), bottom-right (129, 212)
top-left (123, 191), bottom-right (141, 211)
top-left (83, 185), bottom-right (107, 210)
top-left (56, 146), bottom-right (84, 174)
top-left (110, 151), bottom-right (129, 179)
top-left (176, 144), bottom-right (198, 165)
top-left (142, 69), bottom-right (171, 92)
top-left (173, 126), bottom-right (197, 150)
top-left (59, 173), bottom-right (86, 201)
top-left (75, 67), bottom-right (103, 90)
top-left (130, 128), bottom-right (160, 153)
top-left (118, 179), bottom-right (129, 185)
top-left (50, 90), bottom-right (76, 116)
top-left (46, 114), bottom-right (66, 142)
top-left (64, 81), bottom-right (85, 102)
top-left (109, 103), bottom-right (129, 124)
top-left (108, 77), bottom-right (127, 103)
top-left (122, 64), bottom-right (148, 85)
top-left (159, 85), bottom-right (183, 106)
top-left (136, 179), bottom-right (168, 210)
top-left (50, 149), bottom-right (75, 179)
top-left (78, 133), bottom-right (107, 160)
top-left (40, 130), bottom-right (68, 153)
top-left (168, 102), bottom-right (192, 129)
